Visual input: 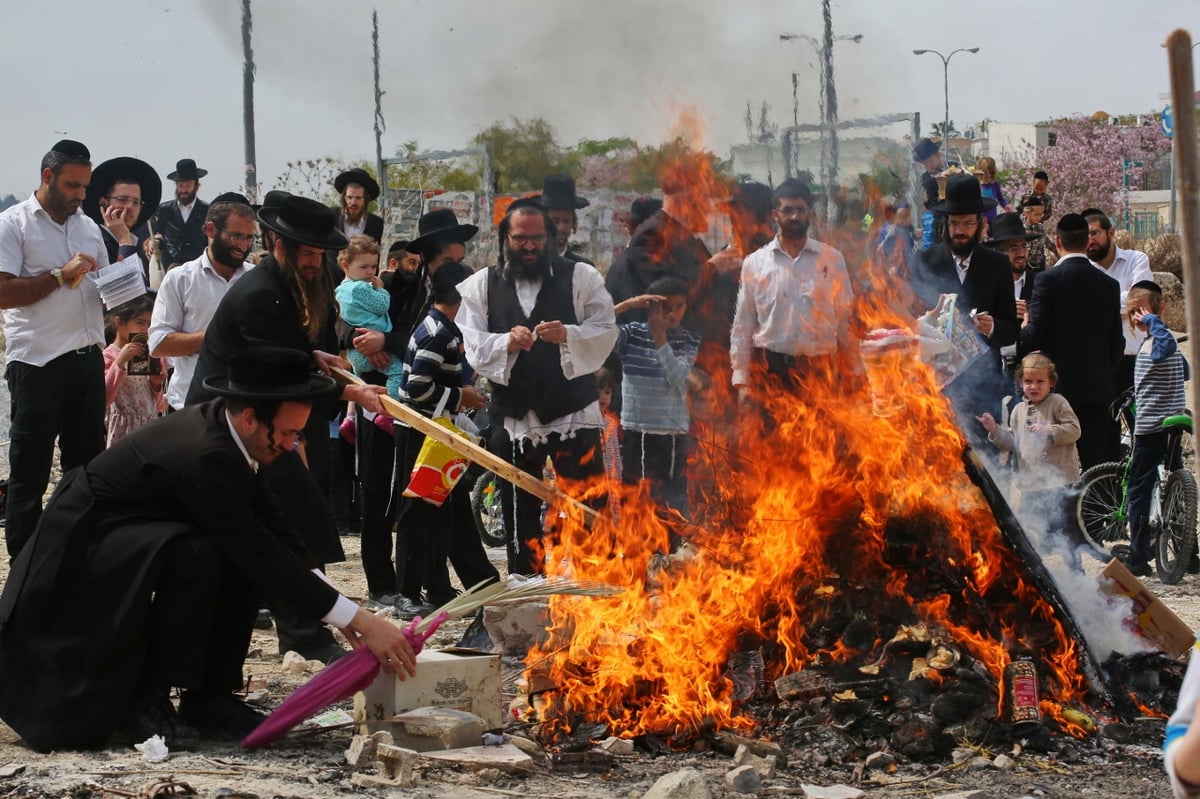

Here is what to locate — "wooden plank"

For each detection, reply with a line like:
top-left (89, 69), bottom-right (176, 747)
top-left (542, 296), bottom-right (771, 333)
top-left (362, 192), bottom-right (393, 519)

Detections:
top-left (332, 367), bottom-right (598, 524)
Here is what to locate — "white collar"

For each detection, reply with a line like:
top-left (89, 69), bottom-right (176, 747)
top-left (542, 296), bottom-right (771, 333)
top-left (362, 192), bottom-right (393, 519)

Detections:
top-left (225, 409), bottom-right (259, 473)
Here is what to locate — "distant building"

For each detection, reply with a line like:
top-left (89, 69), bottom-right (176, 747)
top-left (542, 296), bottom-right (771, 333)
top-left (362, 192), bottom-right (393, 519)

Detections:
top-left (968, 122), bottom-right (1053, 170)
top-left (730, 136), bottom-right (907, 189)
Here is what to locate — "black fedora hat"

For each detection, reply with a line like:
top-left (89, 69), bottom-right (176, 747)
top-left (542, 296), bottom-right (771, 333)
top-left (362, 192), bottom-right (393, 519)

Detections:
top-left (261, 189), bottom-right (291, 211)
top-left (912, 138), bottom-right (941, 163)
top-left (536, 174), bottom-right (589, 210)
top-left (83, 156), bottom-right (162, 230)
top-left (203, 346), bottom-right (340, 402)
top-left (167, 158), bottom-right (207, 182)
top-left (257, 196), bottom-right (350, 251)
top-left (405, 208), bottom-right (478, 253)
top-left (984, 212), bottom-right (1041, 245)
top-left (333, 167), bottom-right (380, 202)
top-left (930, 173), bottom-right (997, 215)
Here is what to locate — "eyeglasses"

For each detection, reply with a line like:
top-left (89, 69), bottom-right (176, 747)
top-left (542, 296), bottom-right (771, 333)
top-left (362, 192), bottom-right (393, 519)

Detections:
top-left (1001, 242), bottom-right (1029, 254)
top-left (220, 230), bottom-right (258, 245)
top-left (509, 234), bottom-right (548, 246)
top-left (947, 218), bottom-right (980, 231)
top-left (104, 195), bottom-right (143, 207)
top-left (777, 206), bottom-right (809, 218)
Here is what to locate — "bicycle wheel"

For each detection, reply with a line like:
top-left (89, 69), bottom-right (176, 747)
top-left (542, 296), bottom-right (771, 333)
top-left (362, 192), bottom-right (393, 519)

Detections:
top-left (1157, 470), bottom-right (1198, 585)
top-left (471, 471), bottom-right (508, 547)
top-left (1076, 461), bottom-right (1129, 552)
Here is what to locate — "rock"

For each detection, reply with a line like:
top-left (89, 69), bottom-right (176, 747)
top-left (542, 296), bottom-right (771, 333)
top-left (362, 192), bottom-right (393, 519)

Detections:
top-left (892, 719), bottom-right (953, 761)
top-left (992, 753), bottom-right (1016, 771)
top-left (0, 764), bottom-right (25, 778)
top-left (420, 743), bottom-right (534, 774)
top-left (968, 756), bottom-right (992, 770)
top-left (930, 791), bottom-right (996, 799)
top-left (641, 767), bottom-right (713, 799)
top-left (280, 650), bottom-right (314, 675)
top-left (800, 785), bottom-right (865, 799)
top-left (508, 734), bottom-right (549, 763)
top-left (483, 600), bottom-right (550, 655)
top-left (1156, 271), bottom-right (1187, 333)
top-left (706, 730), bottom-right (788, 767)
top-left (864, 751), bottom-right (895, 772)
top-left (344, 734), bottom-right (377, 769)
top-left (725, 765), bottom-right (762, 793)
top-left (388, 706), bottom-right (486, 752)
top-left (599, 736), bottom-right (635, 755)
top-left (376, 743), bottom-right (419, 787)
top-left (733, 744), bottom-right (777, 778)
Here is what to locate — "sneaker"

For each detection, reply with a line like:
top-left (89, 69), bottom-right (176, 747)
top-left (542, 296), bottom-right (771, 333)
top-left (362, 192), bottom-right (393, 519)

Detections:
top-left (393, 594), bottom-right (434, 620)
top-left (367, 593), bottom-right (399, 612)
top-left (179, 690), bottom-right (267, 740)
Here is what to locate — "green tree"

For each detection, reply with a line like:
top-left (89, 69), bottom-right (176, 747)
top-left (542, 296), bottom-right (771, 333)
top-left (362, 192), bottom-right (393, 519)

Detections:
top-left (386, 141), bottom-right (481, 192)
top-left (472, 117), bottom-right (566, 193)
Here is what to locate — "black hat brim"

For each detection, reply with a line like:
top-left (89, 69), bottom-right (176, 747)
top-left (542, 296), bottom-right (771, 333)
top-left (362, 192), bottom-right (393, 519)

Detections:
top-left (84, 157), bottom-right (163, 230)
top-left (166, 168), bottom-right (208, 181)
top-left (535, 193), bottom-right (590, 210)
top-left (984, 231), bottom-right (1042, 245)
top-left (334, 170), bottom-right (381, 202)
top-left (257, 208), bottom-right (350, 250)
top-left (930, 196), bottom-right (998, 215)
top-left (405, 222), bottom-right (479, 253)
top-left (201, 372), bottom-right (341, 402)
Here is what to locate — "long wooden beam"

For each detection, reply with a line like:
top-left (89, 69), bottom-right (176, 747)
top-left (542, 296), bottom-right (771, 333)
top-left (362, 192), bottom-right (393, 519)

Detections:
top-left (332, 367), bottom-right (599, 524)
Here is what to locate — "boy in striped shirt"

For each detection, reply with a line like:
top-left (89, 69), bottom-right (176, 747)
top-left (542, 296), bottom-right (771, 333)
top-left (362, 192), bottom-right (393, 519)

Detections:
top-left (612, 276), bottom-right (701, 519)
top-left (1125, 280), bottom-right (1188, 577)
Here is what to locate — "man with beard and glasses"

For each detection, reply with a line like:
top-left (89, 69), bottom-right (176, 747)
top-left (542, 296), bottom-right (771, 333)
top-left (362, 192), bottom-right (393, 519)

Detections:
top-left (325, 168), bottom-right (384, 288)
top-left (910, 173), bottom-right (1018, 440)
top-left (1083, 207), bottom-right (1153, 395)
top-left (153, 159), bottom-right (210, 268)
top-left (149, 198), bottom-right (257, 412)
top-left (82, 156), bottom-right (161, 274)
top-left (187, 196), bottom-right (387, 662)
top-left (731, 179), bottom-right (855, 403)
top-left (1019, 213), bottom-right (1124, 469)
top-left (983, 212), bottom-right (1044, 380)
top-left (0, 140), bottom-right (108, 558)
top-left (457, 202), bottom-right (617, 576)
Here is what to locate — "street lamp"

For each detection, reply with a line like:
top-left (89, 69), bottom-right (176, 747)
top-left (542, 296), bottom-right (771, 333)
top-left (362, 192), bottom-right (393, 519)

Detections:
top-left (913, 47), bottom-right (980, 145)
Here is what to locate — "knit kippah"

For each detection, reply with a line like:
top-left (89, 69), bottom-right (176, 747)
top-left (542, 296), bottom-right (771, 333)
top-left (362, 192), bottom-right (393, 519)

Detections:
top-left (50, 139), bottom-right (90, 160)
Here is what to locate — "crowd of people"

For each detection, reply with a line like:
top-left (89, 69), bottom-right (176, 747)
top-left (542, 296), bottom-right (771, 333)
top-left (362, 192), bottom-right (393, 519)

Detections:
top-left (0, 135), bottom-right (1185, 758)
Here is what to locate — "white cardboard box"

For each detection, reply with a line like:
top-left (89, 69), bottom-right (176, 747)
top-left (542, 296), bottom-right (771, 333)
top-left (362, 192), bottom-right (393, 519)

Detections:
top-left (354, 647), bottom-right (504, 732)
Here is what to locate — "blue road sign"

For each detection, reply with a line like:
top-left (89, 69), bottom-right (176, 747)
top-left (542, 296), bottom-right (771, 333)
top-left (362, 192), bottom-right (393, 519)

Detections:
top-left (1162, 104), bottom-right (1174, 138)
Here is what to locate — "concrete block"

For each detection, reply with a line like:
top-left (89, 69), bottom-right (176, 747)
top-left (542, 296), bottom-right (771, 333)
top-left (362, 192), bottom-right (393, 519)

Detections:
top-left (733, 743), bottom-right (777, 778)
top-left (599, 736), bottom-right (635, 755)
top-left (800, 786), bottom-right (865, 799)
top-left (483, 600), bottom-right (550, 655)
top-left (344, 734), bottom-right (377, 769)
top-left (388, 707), bottom-right (485, 752)
top-left (725, 765), bottom-right (762, 793)
top-left (420, 743), bottom-right (534, 774)
top-left (641, 767), bottom-right (713, 799)
top-left (376, 743), bottom-right (419, 786)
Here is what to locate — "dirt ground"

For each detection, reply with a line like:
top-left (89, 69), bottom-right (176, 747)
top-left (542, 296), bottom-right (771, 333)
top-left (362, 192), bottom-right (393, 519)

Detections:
top-left (0, 530), bottom-right (1194, 799)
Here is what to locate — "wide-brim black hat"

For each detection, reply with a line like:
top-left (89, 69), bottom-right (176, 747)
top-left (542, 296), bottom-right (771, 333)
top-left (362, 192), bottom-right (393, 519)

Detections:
top-left (930, 173), bottom-right (997, 215)
top-left (257, 196), bottom-right (350, 250)
top-left (984, 212), bottom-right (1041, 245)
top-left (406, 208), bottom-right (478, 253)
top-left (333, 168), bottom-right (380, 202)
top-left (203, 346), bottom-right (341, 401)
top-left (536, 174), bottom-right (589, 210)
top-left (83, 156), bottom-right (162, 230)
top-left (912, 138), bottom-right (941, 163)
top-left (261, 190), bottom-right (291, 211)
top-left (167, 158), bottom-right (207, 181)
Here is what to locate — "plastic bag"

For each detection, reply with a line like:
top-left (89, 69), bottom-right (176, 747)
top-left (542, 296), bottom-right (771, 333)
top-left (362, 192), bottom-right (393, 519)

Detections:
top-left (403, 416), bottom-right (474, 506)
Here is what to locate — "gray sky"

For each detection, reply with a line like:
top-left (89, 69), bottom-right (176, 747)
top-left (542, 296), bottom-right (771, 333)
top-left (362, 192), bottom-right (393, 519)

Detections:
top-left (0, 0), bottom-right (1192, 199)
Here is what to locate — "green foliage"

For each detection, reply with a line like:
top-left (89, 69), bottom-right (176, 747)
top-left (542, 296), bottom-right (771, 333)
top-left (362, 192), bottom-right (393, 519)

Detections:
top-left (387, 141), bottom-right (481, 192)
top-left (472, 117), bottom-right (567, 193)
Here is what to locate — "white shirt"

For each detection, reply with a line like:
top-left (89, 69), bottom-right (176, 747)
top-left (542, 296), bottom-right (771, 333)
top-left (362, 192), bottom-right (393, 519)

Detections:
top-left (1091, 246), bottom-right (1153, 355)
top-left (730, 236), bottom-right (854, 387)
top-left (954, 253), bottom-right (972, 284)
top-left (342, 215), bottom-right (367, 237)
top-left (457, 261), bottom-right (617, 446)
top-left (178, 200), bottom-right (195, 224)
top-left (149, 250), bottom-right (253, 409)
top-left (223, 409), bottom-right (356, 629)
top-left (999, 274), bottom-right (1026, 361)
top-left (0, 193), bottom-right (107, 365)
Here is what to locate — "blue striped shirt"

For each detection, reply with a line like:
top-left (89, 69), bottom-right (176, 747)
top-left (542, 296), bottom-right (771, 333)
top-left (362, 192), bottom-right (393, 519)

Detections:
top-left (1133, 314), bottom-right (1186, 435)
top-left (615, 322), bottom-right (700, 434)
top-left (401, 307), bottom-right (464, 417)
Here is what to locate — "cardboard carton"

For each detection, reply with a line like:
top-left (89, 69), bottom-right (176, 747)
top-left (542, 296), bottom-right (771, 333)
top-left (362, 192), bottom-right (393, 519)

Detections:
top-left (354, 647), bottom-right (503, 734)
top-left (1099, 559), bottom-right (1196, 658)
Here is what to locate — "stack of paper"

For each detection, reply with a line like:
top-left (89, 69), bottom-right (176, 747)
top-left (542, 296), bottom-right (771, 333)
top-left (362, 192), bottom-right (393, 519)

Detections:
top-left (95, 258), bottom-right (146, 309)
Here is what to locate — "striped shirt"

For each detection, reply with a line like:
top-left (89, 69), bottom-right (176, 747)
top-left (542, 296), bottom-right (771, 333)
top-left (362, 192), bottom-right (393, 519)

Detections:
top-left (401, 307), bottom-right (464, 418)
top-left (1133, 313), bottom-right (1186, 435)
top-left (615, 321), bottom-right (701, 434)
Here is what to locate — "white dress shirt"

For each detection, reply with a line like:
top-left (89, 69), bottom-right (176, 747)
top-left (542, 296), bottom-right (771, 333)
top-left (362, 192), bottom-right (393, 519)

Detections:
top-left (178, 200), bottom-right (195, 224)
top-left (457, 260), bottom-right (617, 446)
top-left (0, 193), bottom-right (107, 365)
top-left (729, 236), bottom-right (853, 387)
top-left (342, 215), bottom-right (367, 237)
top-left (149, 250), bottom-right (253, 409)
top-left (1091, 247), bottom-right (1153, 355)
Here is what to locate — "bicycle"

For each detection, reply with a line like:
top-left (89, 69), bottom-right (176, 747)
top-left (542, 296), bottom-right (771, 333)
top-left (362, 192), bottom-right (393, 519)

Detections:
top-left (1075, 391), bottom-right (1198, 584)
top-left (470, 470), bottom-right (508, 547)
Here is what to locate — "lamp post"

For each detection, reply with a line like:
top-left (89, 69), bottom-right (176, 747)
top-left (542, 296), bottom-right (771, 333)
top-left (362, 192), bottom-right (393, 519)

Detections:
top-left (913, 47), bottom-right (979, 145)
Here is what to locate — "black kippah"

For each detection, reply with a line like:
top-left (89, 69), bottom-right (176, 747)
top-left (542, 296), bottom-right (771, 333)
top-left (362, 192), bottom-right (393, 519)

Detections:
top-left (1131, 279), bottom-right (1162, 294)
top-left (50, 139), bottom-right (90, 160)
top-left (1056, 213), bottom-right (1088, 233)
top-left (211, 191), bottom-right (250, 206)
top-left (388, 239), bottom-right (411, 255)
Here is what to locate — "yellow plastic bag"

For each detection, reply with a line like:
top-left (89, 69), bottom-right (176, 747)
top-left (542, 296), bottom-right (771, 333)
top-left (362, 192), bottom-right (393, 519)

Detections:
top-left (403, 417), bottom-right (473, 507)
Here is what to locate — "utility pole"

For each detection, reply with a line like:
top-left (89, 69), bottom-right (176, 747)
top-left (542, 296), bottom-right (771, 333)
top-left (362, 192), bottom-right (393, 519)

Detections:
top-left (821, 0), bottom-right (838, 226)
top-left (241, 0), bottom-right (257, 202)
top-left (372, 9), bottom-right (386, 202)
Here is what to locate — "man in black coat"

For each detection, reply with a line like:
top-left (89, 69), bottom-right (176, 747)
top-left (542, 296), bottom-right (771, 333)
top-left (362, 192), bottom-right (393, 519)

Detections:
top-left (910, 173), bottom-right (1018, 441)
top-left (1019, 213), bottom-right (1124, 469)
top-left (153, 158), bottom-right (210, 267)
top-left (81, 156), bottom-right (161, 271)
top-left (537, 174), bottom-right (594, 266)
top-left (0, 348), bottom-right (416, 753)
top-left (188, 196), bottom-right (387, 661)
top-left (324, 167), bottom-right (385, 287)
top-left (983, 212), bottom-right (1045, 380)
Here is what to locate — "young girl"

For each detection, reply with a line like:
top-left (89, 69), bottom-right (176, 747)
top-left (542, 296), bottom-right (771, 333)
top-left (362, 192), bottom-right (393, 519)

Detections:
top-left (103, 295), bottom-right (165, 445)
top-left (595, 367), bottom-right (623, 484)
top-left (975, 156), bottom-right (1007, 224)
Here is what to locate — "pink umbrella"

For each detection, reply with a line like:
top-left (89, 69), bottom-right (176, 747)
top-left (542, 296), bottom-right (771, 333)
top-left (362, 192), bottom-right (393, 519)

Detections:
top-left (242, 612), bottom-right (448, 748)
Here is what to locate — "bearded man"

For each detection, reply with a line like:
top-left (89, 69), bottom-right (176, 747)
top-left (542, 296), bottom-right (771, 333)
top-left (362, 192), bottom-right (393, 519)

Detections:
top-left (1083, 208), bottom-right (1152, 395)
top-left (457, 201), bottom-right (617, 576)
top-left (153, 158), bottom-right (210, 267)
top-left (910, 173), bottom-right (1017, 438)
top-left (188, 196), bottom-right (386, 662)
top-left (325, 167), bottom-right (384, 287)
top-left (983, 212), bottom-right (1044, 378)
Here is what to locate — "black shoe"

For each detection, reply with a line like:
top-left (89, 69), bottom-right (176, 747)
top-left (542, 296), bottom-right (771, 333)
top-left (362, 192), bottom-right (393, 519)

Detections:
top-left (424, 590), bottom-right (460, 608)
top-left (1127, 561), bottom-right (1154, 578)
top-left (118, 687), bottom-right (181, 745)
top-left (178, 690), bottom-right (267, 740)
top-left (293, 640), bottom-right (348, 664)
top-left (393, 594), bottom-right (434, 620)
top-left (1189, 554), bottom-right (1200, 575)
top-left (254, 609), bottom-right (274, 630)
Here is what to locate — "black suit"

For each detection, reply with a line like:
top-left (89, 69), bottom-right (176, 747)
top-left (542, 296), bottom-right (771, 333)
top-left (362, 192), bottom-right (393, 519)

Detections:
top-left (152, 199), bottom-right (210, 266)
top-left (911, 244), bottom-right (1019, 439)
top-left (325, 211), bottom-right (384, 287)
top-left (1019, 253), bottom-right (1124, 468)
top-left (0, 401), bottom-right (338, 751)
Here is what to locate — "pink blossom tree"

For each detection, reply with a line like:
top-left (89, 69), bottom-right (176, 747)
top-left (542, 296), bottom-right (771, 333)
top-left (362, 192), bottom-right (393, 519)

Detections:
top-left (1000, 115), bottom-right (1169, 226)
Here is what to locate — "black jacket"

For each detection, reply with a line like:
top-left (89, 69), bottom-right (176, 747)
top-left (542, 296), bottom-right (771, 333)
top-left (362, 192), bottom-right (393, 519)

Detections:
top-left (325, 211), bottom-right (384, 287)
top-left (152, 199), bottom-right (210, 266)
